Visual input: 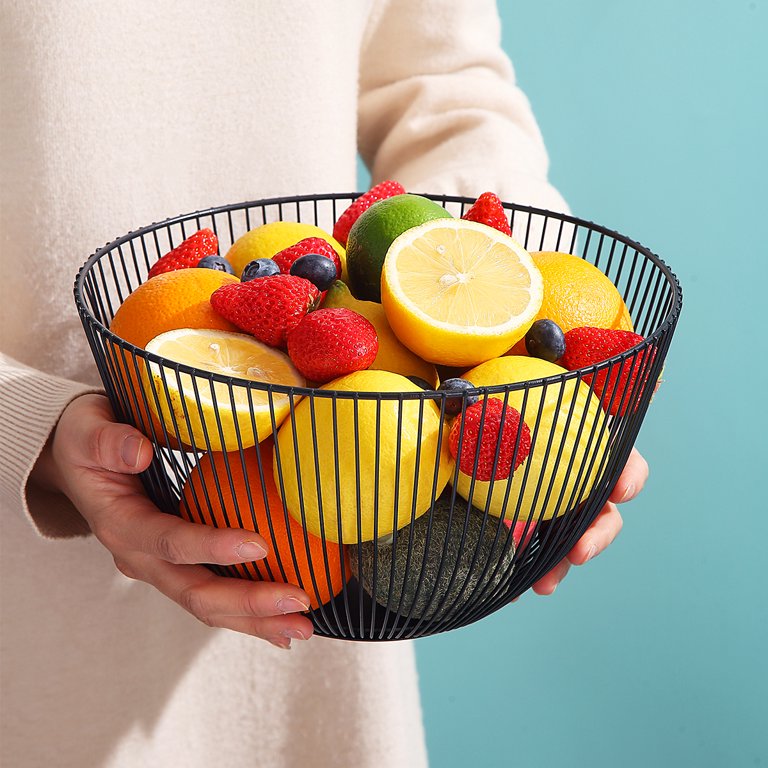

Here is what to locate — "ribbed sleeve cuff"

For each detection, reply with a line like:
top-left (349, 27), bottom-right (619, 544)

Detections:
top-left (0, 354), bottom-right (102, 539)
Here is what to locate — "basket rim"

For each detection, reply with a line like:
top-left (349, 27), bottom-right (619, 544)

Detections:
top-left (73, 191), bottom-right (682, 400)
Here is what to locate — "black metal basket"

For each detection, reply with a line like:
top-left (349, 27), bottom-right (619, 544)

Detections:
top-left (74, 193), bottom-right (681, 641)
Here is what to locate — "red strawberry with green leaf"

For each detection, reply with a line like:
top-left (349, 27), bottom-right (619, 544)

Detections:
top-left (333, 180), bottom-right (406, 246)
top-left (461, 192), bottom-right (512, 236)
top-left (449, 398), bottom-right (531, 481)
top-left (210, 274), bottom-right (319, 348)
top-left (560, 326), bottom-right (654, 416)
top-left (286, 308), bottom-right (378, 384)
top-left (148, 228), bottom-right (218, 278)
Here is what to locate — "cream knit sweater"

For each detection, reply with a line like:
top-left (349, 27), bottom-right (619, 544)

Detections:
top-left (0, 2), bottom-right (567, 766)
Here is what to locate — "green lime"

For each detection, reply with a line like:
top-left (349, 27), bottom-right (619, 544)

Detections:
top-left (345, 194), bottom-right (452, 302)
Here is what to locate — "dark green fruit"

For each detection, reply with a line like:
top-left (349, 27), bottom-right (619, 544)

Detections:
top-left (345, 194), bottom-right (452, 302)
top-left (349, 494), bottom-right (515, 621)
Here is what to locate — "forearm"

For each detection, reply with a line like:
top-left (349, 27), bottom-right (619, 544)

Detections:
top-left (0, 351), bottom-right (99, 537)
top-left (358, 0), bottom-right (569, 212)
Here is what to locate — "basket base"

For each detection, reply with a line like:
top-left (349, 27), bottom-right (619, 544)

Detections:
top-left (207, 522), bottom-right (548, 641)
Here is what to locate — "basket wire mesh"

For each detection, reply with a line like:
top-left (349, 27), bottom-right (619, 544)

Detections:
top-left (74, 193), bottom-right (681, 641)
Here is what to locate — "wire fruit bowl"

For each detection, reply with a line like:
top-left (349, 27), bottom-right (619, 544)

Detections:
top-left (74, 192), bottom-right (681, 641)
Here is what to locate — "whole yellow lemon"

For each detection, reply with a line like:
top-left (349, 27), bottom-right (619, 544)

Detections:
top-left (455, 356), bottom-right (609, 521)
top-left (274, 370), bottom-right (454, 543)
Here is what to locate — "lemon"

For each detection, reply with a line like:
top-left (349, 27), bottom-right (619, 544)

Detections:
top-left (345, 194), bottom-right (452, 302)
top-left (455, 356), bottom-right (609, 521)
top-left (380, 219), bottom-right (544, 368)
top-left (321, 280), bottom-right (439, 386)
top-left (144, 329), bottom-right (305, 451)
top-left (225, 221), bottom-right (346, 280)
top-left (273, 370), bottom-right (454, 543)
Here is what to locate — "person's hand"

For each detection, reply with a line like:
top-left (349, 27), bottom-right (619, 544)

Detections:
top-left (32, 394), bottom-right (314, 649)
top-left (530, 447), bottom-right (649, 595)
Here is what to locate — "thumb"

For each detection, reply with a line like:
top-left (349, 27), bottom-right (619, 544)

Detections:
top-left (61, 394), bottom-right (154, 474)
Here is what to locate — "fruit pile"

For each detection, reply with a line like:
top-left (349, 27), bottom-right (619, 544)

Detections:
top-left (107, 184), bottom-right (660, 618)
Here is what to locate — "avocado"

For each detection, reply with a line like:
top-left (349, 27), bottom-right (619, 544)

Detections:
top-left (349, 494), bottom-right (516, 621)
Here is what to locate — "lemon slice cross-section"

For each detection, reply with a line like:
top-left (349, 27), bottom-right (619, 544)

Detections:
top-left (144, 328), bottom-right (304, 451)
top-left (381, 218), bottom-right (543, 367)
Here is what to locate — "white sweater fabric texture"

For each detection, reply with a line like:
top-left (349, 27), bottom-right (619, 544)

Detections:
top-left (0, 2), bottom-right (567, 766)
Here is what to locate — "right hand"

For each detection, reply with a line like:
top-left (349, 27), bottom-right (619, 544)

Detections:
top-left (32, 393), bottom-right (314, 649)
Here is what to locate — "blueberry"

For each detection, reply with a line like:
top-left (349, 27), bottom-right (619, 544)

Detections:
top-left (525, 319), bottom-right (566, 362)
top-left (438, 377), bottom-right (478, 416)
top-left (406, 376), bottom-right (434, 390)
top-left (197, 255), bottom-right (234, 274)
top-left (241, 258), bottom-right (280, 282)
top-left (289, 253), bottom-right (338, 291)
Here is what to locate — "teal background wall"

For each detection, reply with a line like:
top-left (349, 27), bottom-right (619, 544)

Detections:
top-left (362, 2), bottom-right (766, 766)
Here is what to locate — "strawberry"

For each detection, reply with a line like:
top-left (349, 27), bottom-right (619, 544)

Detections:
top-left (210, 275), bottom-right (319, 348)
top-left (461, 192), bottom-right (512, 236)
top-left (560, 326), bottom-right (652, 416)
top-left (286, 308), bottom-right (378, 384)
top-left (272, 238), bottom-right (342, 280)
top-left (148, 228), bottom-right (218, 278)
top-left (333, 180), bottom-right (406, 246)
top-left (449, 398), bottom-right (531, 481)
top-left (505, 518), bottom-right (537, 549)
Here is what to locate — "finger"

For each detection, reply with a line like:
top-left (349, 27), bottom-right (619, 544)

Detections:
top-left (567, 502), bottom-right (623, 565)
top-left (176, 567), bottom-right (313, 620)
top-left (117, 554), bottom-right (314, 640)
top-left (532, 558), bottom-right (571, 595)
top-left (95, 491), bottom-right (278, 567)
top-left (61, 393), bottom-right (154, 474)
top-left (204, 615), bottom-right (315, 649)
top-left (609, 447), bottom-right (649, 504)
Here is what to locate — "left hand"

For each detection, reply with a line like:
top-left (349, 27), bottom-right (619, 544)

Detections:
top-left (531, 447), bottom-right (649, 595)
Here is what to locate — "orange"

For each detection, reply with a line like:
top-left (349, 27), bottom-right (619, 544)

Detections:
top-left (109, 268), bottom-right (239, 349)
top-left (108, 269), bottom-right (240, 447)
top-left (180, 440), bottom-right (349, 609)
top-left (617, 302), bottom-right (634, 332)
top-left (531, 251), bottom-right (632, 332)
top-left (508, 251), bottom-right (633, 355)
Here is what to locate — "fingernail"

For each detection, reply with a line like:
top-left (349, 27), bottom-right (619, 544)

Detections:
top-left (269, 637), bottom-right (291, 650)
top-left (585, 544), bottom-right (598, 562)
top-left (236, 540), bottom-right (267, 560)
top-left (619, 482), bottom-right (636, 503)
top-left (276, 596), bottom-right (310, 614)
top-left (120, 435), bottom-right (144, 468)
top-left (281, 628), bottom-right (308, 641)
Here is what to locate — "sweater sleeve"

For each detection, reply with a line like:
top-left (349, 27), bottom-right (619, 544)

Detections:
top-left (0, 352), bottom-right (100, 538)
top-left (357, 0), bottom-right (570, 214)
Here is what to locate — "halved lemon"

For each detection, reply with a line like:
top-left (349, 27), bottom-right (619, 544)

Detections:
top-left (143, 329), bottom-right (304, 451)
top-left (380, 219), bottom-right (543, 367)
